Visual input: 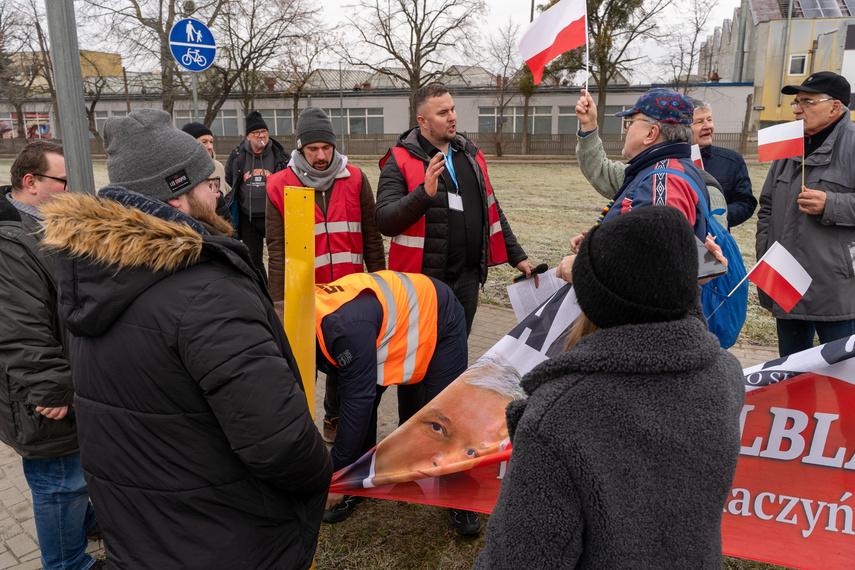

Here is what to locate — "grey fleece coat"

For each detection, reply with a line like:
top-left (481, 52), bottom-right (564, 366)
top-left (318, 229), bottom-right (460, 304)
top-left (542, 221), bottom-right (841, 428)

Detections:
top-left (474, 315), bottom-right (745, 569)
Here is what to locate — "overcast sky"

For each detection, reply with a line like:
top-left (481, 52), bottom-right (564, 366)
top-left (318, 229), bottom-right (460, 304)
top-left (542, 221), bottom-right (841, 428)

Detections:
top-left (321, 0), bottom-right (742, 83)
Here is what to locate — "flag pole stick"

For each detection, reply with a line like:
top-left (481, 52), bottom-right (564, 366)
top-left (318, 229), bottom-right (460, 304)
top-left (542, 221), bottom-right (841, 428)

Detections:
top-left (584, 35), bottom-right (589, 94)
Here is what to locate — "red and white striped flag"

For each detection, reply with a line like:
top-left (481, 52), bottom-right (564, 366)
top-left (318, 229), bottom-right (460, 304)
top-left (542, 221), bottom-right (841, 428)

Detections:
top-left (757, 120), bottom-right (804, 162)
top-left (748, 241), bottom-right (812, 312)
top-left (517, 0), bottom-right (588, 85)
top-left (691, 144), bottom-right (704, 169)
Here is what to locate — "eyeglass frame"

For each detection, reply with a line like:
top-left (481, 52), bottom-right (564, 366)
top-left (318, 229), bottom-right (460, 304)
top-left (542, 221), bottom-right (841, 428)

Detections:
top-left (790, 97), bottom-right (833, 110)
top-left (622, 117), bottom-right (656, 133)
top-left (33, 173), bottom-right (68, 190)
top-left (205, 176), bottom-right (221, 193)
top-left (247, 130), bottom-right (268, 137)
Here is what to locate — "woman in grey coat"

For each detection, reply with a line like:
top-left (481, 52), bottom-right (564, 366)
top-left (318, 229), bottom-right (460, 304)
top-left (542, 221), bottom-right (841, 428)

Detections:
top-left (474, 206), bottom-right (745, 569)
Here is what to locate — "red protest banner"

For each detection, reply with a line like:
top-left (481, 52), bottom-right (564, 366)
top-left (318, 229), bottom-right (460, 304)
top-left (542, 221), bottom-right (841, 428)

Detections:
top-left (330, 282), bottom-right (855, 569)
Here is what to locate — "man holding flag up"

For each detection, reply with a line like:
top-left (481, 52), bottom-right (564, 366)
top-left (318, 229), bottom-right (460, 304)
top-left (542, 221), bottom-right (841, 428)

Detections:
top-left (756, 71), bottom-right (855, 356)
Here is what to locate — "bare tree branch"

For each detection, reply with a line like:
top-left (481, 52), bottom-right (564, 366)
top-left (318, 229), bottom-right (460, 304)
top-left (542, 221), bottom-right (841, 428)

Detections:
top-left (341, 0), bottom-right (486, 125)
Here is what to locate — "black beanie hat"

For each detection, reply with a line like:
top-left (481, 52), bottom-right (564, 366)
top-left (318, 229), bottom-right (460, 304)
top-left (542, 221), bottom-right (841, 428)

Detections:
top-left (245, 110), bottom-right (268, 135)
top-left (296, 106), bottom-right (337, 150)
top-left (181, 121), bottom-right (213, 140)
top-left (573, 206), bottom-right (699, 329)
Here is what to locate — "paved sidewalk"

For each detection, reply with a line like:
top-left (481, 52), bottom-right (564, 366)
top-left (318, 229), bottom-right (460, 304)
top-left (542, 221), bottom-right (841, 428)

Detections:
top-left (0, 304), bottom-right (777, 569)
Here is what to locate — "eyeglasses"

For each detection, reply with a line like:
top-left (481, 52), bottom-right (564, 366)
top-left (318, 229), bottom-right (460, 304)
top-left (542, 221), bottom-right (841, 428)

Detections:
top-left (34, 174), bottom-right (68, 190)
top-left (623, 117), bottom-right (655, 133)
top-left (206, 177), bottom-right (221, 193)
top-left (248, 130), bottom-right (268, 137)
top-left (790, 98), bottom-right (832, 110)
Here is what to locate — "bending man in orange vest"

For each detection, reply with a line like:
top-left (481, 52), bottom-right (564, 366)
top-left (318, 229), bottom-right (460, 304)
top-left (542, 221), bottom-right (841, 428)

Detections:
top-left (316, 270), bottom-right (467, 526)
top-left (267, 106), bottom-right (386, 444)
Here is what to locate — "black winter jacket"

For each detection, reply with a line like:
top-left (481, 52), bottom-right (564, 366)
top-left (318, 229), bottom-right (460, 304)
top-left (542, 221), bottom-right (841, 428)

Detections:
top-left (40, 187), bottom-right (332, 570)
top-left (0, 191), bottom-right (78, 459)
top-left (224, 137), bottom-right (288, 220)
top-left (475, 315), bottom-right (745, 569)
top-left (700, 144), bottom-right (757, 228)
top-left (376, 127), bottom-right (527, 284)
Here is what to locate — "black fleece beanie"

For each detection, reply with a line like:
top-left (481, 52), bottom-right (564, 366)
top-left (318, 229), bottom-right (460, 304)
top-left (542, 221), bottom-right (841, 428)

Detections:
top-left (573, 206), bottom-right (699, 328)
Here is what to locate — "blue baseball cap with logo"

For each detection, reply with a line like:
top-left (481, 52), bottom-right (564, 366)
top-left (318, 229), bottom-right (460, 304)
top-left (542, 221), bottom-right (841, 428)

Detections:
top-left (615, 88), bottom-right (695, 124)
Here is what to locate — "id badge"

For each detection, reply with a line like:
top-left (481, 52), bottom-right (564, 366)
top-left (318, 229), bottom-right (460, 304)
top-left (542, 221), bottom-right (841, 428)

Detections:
top-left (448, 192), bottom-right (464, 212)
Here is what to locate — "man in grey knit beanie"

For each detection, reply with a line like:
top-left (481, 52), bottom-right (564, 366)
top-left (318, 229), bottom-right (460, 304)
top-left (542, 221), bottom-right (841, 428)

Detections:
top-left (104, 109), bottom-right (233, 236)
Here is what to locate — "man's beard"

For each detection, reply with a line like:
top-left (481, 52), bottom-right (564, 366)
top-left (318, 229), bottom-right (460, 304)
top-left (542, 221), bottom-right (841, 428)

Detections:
top-left (187, 192), bottom-right (235, 236)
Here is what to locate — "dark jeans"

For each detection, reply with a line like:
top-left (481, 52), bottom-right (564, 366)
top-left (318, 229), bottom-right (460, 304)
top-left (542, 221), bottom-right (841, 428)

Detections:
top-left (776, 317), bottom-right (855, 357)
top-left (22, 453), bottom-right (98, 570)
top-left (237, 211), bottom-right (266, 272)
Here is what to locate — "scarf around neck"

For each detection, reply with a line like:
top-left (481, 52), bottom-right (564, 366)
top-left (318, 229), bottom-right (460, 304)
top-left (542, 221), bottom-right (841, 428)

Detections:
top-left (289, 149), bottom-right (347, 193)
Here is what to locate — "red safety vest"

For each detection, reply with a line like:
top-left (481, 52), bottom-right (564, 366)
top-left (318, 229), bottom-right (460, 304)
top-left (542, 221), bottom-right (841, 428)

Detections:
top-left (315, 271), bottom-right (438, 387)
top-left (378, 146), bottom-right (509, 273)
top-left (267, 166), bottom-right (365, 284)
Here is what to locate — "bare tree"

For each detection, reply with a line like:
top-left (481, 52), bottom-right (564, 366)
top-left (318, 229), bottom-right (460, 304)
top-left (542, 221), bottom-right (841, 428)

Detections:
top-left (659, 0), bottom-right (716, 93)
top-left (540, 0), bottom-right (672, 130)
top-left (0, 0), bottom-right (52, 138)
top-left (190, 0), bottom-right (313, 126)
top-left (342, 0), bottom-right (486, 126)
top-left (277, 31), bottom-right (335, 126)
top-left (81, 0), bottom-right (227, 116)
top-left (485, 21), bottom-right (522, 157)
top-left (81, 51), bottom-right (114, 147)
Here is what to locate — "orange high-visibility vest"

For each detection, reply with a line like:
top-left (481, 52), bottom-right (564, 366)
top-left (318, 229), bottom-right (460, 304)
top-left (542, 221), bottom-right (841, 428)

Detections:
top-left (266, 166), bottom-right (365, 284)
top-left (315, 271), bottom-right (438, 386)
top-left (378, 146), bottom-right (509, 273)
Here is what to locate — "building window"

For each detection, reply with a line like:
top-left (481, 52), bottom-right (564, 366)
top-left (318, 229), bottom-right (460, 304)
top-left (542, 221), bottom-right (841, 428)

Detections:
top-left (789, 54), bottom-right (807, 76)
top-left (209, 109), bottom-right (239, 137)
top-left (324, 108), bottom-right (384, 135)
top-left (260, 109), bottom-right (293, 136)
top-left (557, 106), bottom-right (577, 134)
top-left (477, 106), bottom-right (552, 134)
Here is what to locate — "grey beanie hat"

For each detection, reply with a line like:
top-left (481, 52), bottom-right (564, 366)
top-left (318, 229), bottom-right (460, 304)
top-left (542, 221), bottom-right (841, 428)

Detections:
top-left (105, 109), bottom-right (214, 202)
top-left (296, 106), bottom-right (336, 150)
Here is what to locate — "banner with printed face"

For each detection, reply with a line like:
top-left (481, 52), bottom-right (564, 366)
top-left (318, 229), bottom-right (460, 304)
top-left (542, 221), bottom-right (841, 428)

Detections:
top-left (328, 284), bottom-right (582, 509)
top-left (330, 285), bottom-right (855, 569)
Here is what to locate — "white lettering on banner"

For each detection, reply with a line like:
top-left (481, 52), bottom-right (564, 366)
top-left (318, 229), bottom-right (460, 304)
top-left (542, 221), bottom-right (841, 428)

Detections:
top-left (740, 405), bottom-right (855, 468)
top-left (726, 488), bottom-right (855, 538)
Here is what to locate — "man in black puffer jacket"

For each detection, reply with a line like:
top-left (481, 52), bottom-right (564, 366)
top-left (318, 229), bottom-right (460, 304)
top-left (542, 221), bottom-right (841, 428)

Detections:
top-left (40, 109), bottom-right (332, 570)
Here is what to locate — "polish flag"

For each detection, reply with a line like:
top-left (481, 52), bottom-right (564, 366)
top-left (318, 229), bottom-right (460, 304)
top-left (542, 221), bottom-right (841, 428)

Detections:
top-left (749, 241), bottom-right (812, 312)
top-left (757, 120), bottom-right (804, 162)
top-left (517, 0), bottom-right (587, 85)
top-left (691, 144), bottom-right (704, 169)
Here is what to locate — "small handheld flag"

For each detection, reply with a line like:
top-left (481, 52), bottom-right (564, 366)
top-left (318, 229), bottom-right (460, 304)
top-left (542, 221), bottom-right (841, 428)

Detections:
top-left (517, 0), bottom-right (588, 85)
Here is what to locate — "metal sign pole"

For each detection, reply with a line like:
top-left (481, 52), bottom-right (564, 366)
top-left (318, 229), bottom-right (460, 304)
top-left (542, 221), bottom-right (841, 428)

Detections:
top-left (44, 2), bottom-right (96, 194)
top-left (192, 73), bottom-right (199, 123)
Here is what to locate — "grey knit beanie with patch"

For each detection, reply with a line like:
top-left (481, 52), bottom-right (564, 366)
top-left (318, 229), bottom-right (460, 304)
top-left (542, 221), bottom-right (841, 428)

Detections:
top-left (296, 106), bottom-right (337, 150)
top-left (105, 109), bottom-right (214, 202)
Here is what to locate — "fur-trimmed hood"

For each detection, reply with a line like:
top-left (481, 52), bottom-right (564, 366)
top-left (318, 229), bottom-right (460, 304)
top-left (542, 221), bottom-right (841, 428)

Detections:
top-left (40, 186), bottom-right (259, 337)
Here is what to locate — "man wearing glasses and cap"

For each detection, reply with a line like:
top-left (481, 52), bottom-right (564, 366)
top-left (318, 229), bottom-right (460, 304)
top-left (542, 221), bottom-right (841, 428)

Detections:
top-left (756, 71), bottom-right (855, 356)
top-left (567, 88), bottom-right (711, 255)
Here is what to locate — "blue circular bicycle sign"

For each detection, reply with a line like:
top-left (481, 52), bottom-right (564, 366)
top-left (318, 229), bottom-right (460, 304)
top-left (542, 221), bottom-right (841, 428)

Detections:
top-left (169, 18), bottom-right (216, 72)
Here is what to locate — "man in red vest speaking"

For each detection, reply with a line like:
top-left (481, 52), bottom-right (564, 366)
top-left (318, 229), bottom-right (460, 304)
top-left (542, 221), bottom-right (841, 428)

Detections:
top-left (315, 270), bottom-right (467, 526)
top-left (376, 84), bottom-right (535, 337)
